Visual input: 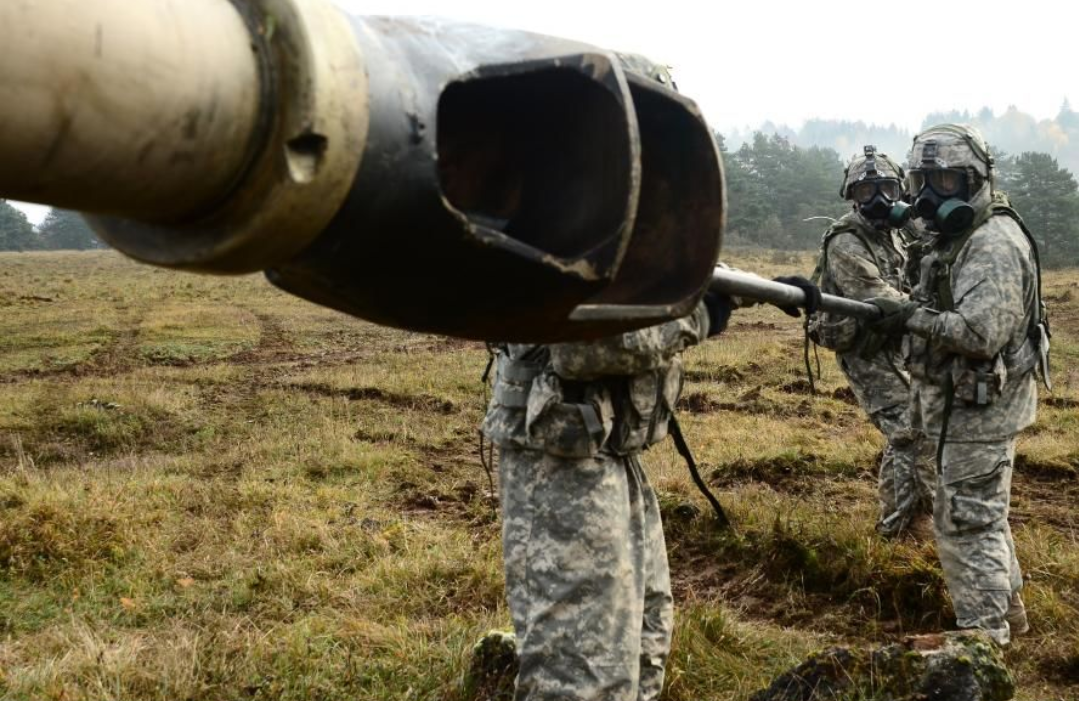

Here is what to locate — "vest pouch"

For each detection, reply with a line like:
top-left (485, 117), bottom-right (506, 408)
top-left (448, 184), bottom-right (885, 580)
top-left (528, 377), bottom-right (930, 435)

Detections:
top-left (608, 361), bottom-right (683, 455)
top-left (951, 355), bottom-right (1007, 407)
top-left (525, 371), bottom-right (613, 458)
top-left (481, 354), bottom-right (543, 448)
top-left (808, 312), bottom-right (859, 353)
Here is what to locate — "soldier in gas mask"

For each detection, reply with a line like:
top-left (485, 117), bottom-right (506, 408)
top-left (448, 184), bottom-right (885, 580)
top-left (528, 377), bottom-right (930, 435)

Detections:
top-left (807, 146), bottom-right (936, 539)
top-left (865, 123), bottom-right (1050, 645)
top-left (480, 54), bottom-right (739, 701)
top-left (483, 291), bottom-right (732, 701)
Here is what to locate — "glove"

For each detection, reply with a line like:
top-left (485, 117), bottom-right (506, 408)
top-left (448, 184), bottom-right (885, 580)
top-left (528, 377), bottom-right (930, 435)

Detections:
top-left (703, 291), bottom-right (733, 337)
top-left (772, 276), bottom-right (822, 318)
top-left (866, 296), bottom-right (919, 336)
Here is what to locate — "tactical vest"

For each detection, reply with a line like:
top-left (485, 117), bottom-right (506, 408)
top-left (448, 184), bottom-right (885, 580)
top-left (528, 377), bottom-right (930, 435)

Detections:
top-left (482, 345), bottom-right (682, 458)
top-left (807, 218), bottom-right (902, 354)
top-left (911, 200), bottom-right (1050, 402)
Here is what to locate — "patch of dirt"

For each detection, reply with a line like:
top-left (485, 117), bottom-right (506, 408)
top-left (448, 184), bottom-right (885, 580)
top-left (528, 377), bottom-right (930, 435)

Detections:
top-left (709, 453), bottom-right (869, 491)
top-left (664, 509), bottom-right (949, 638)
top-left (396, 479), bottom-right (498, 528)
top-left (831, 386), bottom-right (859, 405)
top-left (1043, 396), bottom-right (1079, 409)
top-left (731, 321), bottom-right (781, 331)
top-left (684, 365), bottom-right (746, 384)
top-left (289, 382), bottom-right (456, 414)
top-left (1037, 652), bottom-right (1079, 686)
top-left (779, 378), bottom-right (815, 395)
top-left (677, 390), bottom-right (814, 419)
top-left (1010, 457), bottom-right (1079, 532)
top-left (1013, 452), bottom-right (1079, 481)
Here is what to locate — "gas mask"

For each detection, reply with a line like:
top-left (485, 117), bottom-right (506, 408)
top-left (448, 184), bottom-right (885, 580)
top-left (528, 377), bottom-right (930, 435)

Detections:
top-left (849, 177), bottom-right (911, 228)
top-left (909, 167), bottom-right (975, 236)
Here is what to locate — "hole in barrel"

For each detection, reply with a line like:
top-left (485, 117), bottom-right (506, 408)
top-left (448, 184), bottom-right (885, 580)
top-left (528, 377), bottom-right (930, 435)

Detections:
top-left (437, 66), bottom-right (632, 260)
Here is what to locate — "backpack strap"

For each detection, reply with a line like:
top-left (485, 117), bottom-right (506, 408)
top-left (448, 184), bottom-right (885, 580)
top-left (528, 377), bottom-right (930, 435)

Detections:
top-left (933, 202), bottom-right (1044, 328)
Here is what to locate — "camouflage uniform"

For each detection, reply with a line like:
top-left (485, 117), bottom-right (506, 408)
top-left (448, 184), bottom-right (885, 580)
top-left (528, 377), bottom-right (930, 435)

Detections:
top-left (814, 151), bottom-right (935, 537)
top-left (482, 304), bottom-right (710, 701)
top-left (902, 125), bottom-right (1041, 645)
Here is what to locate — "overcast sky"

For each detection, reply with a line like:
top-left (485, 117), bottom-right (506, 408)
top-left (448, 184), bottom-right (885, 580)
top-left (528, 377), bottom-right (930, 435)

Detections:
top-left (334, 0), bottom-right (1075, 132)
top-left (11, 0), bottom-right (1076, 224)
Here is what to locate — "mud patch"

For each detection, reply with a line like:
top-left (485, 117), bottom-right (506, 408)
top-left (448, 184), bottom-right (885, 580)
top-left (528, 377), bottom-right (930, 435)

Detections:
top-left (1038, 651), bottom-right (1079, 686)
top-left (710, 453), bottom-right (867, 490)
top-left (1014, 452), bottom-right (1079, 481)
top-left (229, 309), bottom-right (297, 364)
top-left (396, 479), bottom-right (497, 527)
top-left (664, 507), bottom-right (950, 636)
top-left (779, 378), bottom-right (815, 395)
top-left (290, 382), bottom-right (456, 414)
top-left (831, 386), bottom-right (859, 405)
top-left (1044, 396), bottom-right (1079, 409)
top-left (677, 390), bottom-right (813, 419)
top-left (684, 365), bottom-right (746, 384)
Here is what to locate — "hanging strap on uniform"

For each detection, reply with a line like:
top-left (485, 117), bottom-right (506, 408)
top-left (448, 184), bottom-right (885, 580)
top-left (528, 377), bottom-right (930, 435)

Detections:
top-left (478, 344), bottom-right (499, 498)
top-left (936, 372), bottom-right (954, 474)
top-left (802, 316), bottom-right (821, 394)
top-left (669, 414), bottom-right (730, 528)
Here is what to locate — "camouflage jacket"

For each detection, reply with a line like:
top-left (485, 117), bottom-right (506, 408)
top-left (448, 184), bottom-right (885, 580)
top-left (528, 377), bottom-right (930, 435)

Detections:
top-left (907, 201), bottom-right (1039, 440)
top-left (821, 211), bottom-right (908, 303)
top-left (814, 213), bottom-right (911, 411)
top-left (482, 302), bottom-right (710, 457)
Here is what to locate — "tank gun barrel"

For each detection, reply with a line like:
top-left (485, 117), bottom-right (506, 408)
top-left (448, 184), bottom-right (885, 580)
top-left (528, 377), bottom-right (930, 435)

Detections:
top-left (0, 0), bottom-right (726, 342)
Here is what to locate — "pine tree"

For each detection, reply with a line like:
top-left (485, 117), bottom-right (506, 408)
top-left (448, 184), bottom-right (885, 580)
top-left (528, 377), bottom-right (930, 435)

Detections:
top-left (0, 200), bottom-right (40, 251)
top-left (1004, 153), bottom-right (1079, 267)
top-left (38, 210), bottom-right (104, 250)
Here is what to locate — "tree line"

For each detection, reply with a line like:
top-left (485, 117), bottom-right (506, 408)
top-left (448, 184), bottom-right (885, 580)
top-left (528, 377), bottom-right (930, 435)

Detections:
top-left (5, 134), bottom-right (1079, 268)
top-left (724, 102), bottom-right (1079, 179)
top-left (720, 132), bottom-right (1079, 268)
top-left (0, 205), bottom-right (104, 251)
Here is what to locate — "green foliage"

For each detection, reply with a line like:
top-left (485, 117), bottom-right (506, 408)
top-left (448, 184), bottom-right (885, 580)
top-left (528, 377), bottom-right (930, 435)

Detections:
top-left (38, 209), bottom-right (104, 250)
top-left (997, 152), bottom-right (1079, 267)
top-left (0, 200), bottom-right (40, 251)
top-left (721, 133), bottom-right (848, 251)
top-left (720, 127), bottom-right (1079, 265)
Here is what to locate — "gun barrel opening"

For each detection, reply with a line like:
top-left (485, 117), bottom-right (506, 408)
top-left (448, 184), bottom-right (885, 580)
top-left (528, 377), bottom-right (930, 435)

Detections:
top-left (437, 65), bottom-right (634, 268)
top-left (581, 76), bottom-right (724, 307)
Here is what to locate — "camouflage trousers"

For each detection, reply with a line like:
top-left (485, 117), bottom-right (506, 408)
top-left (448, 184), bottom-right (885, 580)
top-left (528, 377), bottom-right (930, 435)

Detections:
top-left (869, 404), bottom-right (937, 537)
top-left (498, 445), bottom-right (672, 701)
top-left (839, 352), bottom-right (936, 537)
top-left (935, 438), bottom-right (1023, 646)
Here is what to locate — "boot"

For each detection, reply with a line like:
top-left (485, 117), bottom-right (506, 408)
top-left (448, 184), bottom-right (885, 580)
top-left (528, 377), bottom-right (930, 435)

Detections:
top-left (1006, 591), bottom-right (1030, 636)
top-left (906, 512), bottom-right (935, 542)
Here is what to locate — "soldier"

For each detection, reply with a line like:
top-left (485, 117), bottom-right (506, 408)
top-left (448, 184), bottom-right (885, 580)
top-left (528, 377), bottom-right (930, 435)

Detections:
top-left (482, 290), bottom-right (732, 700)
top-left (866, 123), bottom-right (1049, 645)
top-left (807, 146), bottom-right (936, 539)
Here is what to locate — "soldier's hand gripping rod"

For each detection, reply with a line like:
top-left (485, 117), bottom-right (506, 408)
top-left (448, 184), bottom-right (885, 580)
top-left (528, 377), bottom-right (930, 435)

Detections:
top-left (709, 268), bottom-right (883, 320)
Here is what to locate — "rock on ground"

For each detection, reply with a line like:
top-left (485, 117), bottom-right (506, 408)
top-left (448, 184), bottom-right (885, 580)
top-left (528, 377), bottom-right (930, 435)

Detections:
top-left (750, 631), bottom-right (1014, 701)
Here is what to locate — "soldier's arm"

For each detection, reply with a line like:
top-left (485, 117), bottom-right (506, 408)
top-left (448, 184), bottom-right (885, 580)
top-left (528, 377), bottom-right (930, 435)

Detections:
top-left (827, 233), bottom-right (905, 302)
top-left (906, 224), bottom-right (1027, 360)
top-left (548, 302), bottom-right (710, 380)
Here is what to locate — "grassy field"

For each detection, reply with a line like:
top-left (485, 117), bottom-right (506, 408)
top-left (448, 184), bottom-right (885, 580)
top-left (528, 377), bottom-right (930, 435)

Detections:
top-left (0, 250), bottom-right (1076, 701)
